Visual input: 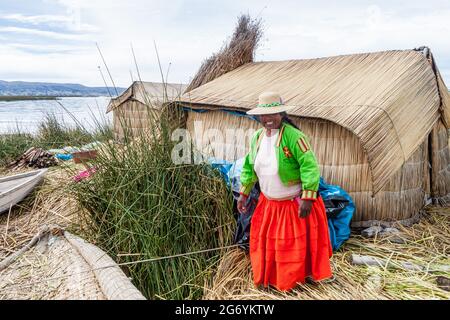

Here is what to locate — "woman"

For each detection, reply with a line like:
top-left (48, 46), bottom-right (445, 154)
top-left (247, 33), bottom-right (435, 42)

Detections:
top-left (237, 92), bottom-right (333, 291)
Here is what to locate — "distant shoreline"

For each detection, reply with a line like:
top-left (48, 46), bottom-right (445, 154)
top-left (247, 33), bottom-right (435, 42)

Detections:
top-left (0, 95), bottom-right (108, 102)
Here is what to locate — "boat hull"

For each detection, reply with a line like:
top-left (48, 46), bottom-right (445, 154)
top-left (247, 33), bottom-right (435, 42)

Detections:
top-left (0, 169), bottom-right (48, 214)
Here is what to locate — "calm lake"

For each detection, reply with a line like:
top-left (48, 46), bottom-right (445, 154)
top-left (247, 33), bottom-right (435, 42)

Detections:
top-left (0, 96), bottom-right (111, 134)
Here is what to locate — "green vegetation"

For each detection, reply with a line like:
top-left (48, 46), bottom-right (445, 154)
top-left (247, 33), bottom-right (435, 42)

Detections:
top-left (0, 110), bottom-right (113, 167)
top-left (36, 112), bottom-right (96, 149)
top-left (1, 97), bottom-right (236, 300)
top-left (0, 131), bottom-right (35, 167)
top-left (69, 106), bottom-right (235, 299)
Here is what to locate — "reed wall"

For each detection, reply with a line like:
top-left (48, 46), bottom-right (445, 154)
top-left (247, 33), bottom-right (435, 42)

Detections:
top-left (430, 119), bottom-right (450, 205)
top-left (186, 110), bottom-right (434, 226)
top-left (113, 100), bottom-right (161, 141)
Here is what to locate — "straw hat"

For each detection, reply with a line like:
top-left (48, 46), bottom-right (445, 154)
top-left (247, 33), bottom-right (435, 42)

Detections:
top-left (246, 92), bottom-right (296, 115)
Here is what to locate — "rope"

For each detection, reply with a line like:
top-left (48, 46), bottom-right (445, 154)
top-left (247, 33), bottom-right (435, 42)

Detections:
top-left (0, 242), bottom-right (242, 290)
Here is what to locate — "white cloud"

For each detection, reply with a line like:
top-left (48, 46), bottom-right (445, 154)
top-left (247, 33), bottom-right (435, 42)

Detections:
top-left (0, 13), bottom-right (99, 32)
top-left (0, 0), bottom-right (449, 87)
top-left (6, 42), bottom-right (89, 54)
top-left (261, 4), bottom-right (450, 58)
top-left (1, 13), bottom-right (71, 24)
top-left (0, 26), bottom-right (92, 41)
top-left (0, 44), bottom-right (102, 84)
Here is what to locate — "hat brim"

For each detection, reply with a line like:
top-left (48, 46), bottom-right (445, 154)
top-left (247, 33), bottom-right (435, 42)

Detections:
top-left (246, 105), bottom-right (296, 115)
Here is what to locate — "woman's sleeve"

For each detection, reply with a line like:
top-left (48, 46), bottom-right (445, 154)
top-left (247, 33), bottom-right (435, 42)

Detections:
top-left (239, 130), bottom-right (260, 196)
top-left (239, 152), bottom-right (258, 196)
top-left (293, 134), bottom-right (320, 201)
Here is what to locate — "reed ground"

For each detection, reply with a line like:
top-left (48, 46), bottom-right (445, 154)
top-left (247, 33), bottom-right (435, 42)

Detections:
top-left (1, 163), bottom-right (449, 300)
top-left (0, 110), bottom-right (449, 299)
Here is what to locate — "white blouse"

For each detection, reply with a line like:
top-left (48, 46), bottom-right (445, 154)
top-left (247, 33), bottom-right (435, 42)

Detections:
top-left (254, 129), bottom-right (302, 200)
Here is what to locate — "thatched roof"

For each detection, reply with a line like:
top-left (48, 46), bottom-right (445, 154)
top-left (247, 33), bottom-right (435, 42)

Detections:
top-left (106, 81), bottom-right (186, 113)
top-left (177, 49), bottom-right (450, 193)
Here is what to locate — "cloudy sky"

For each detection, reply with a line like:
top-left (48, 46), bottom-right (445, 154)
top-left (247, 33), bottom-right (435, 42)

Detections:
top-left (0, 0), bottom-right (449, 87)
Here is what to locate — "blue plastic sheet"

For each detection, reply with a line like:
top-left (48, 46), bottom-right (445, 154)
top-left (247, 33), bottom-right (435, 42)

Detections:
top-left (207, 157), bottom-right (233, 183)
top-left (55, 153), bottom-right (73, 161)
top-left (318, 177), bottom-right (354, 251)
top-left (181, 106), bottom-right (259, 122)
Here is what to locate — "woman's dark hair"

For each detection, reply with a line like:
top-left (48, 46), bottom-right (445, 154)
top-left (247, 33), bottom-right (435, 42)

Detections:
top-left (280, 112), bottom-right (300, 130)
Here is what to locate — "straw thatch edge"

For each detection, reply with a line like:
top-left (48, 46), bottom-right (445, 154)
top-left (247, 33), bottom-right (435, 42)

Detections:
top-left (350, 210), bottom-right (424, 228)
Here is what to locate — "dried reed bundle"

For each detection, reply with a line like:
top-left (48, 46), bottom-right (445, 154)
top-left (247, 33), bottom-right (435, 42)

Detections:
top-left (0, 225), bottom-right (145, 300)
top-left (204, 206), bottom-right (450, 300)
top-left (8, 147), bottom-right (57, 171)
top-left (185, 14), bottom-right (263, 92)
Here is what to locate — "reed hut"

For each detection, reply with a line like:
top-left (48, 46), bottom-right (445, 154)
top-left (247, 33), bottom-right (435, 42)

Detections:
top-left (107, 81), bottom-right (186, 141)
top-left (175, 48), bottom-right (450, 227)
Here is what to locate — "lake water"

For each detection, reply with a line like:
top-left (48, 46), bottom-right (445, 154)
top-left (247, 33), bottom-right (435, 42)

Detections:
top-left (0, 96), bottom-right (112, 134)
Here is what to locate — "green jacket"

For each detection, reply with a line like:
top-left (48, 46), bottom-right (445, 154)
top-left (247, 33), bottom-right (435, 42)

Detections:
top-left (239, 122), bottom-right (320, 200)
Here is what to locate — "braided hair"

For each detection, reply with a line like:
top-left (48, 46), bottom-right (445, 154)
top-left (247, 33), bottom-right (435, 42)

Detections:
top-left (280, 112), bottom-right (300, 130)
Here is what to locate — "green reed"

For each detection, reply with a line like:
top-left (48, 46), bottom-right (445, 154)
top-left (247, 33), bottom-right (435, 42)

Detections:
top-left (69, 104), bottom-right (235, 299)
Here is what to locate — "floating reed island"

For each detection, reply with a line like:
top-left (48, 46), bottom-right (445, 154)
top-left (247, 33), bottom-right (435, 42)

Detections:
top-left (204, 206), bottom-right (450, 300)
top-left (1, 158), bottom-right (448, 300)
top-left (0, 14), bottom-right (449, 300)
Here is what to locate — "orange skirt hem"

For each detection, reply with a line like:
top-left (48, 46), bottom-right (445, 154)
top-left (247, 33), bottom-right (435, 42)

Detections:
top-left (249, 193), bottom-right (333, 291)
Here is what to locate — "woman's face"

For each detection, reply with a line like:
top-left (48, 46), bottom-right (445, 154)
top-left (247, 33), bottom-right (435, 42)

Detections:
top-left (259, 113), bottom-right (283, 130)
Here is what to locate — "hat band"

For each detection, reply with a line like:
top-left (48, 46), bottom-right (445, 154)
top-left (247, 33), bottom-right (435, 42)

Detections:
top-left (257, 102), bottom-right (282, 108)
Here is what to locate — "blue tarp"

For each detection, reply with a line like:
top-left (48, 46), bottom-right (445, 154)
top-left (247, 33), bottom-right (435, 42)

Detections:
top-left (207, 157), bottom-right (354, 251)
top-left (207, 157), bottom-right (233, 183)
top-left (181, 106), bottom-right (259, 121)
top-left (318, 177), bottom-right (354, 251)
top-left (55, 153), bottom-right (73, 161)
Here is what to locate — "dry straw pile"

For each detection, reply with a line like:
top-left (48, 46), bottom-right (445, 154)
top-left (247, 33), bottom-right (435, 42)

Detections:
top-left (204, 207), bottom-right (450, 300)
top-left (0, 164), bottom-right (449, 300)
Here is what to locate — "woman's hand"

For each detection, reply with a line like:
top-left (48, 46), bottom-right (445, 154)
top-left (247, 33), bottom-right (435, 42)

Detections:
top-left (298, 199), bottom-right (313, 218)
top-left (237, 194), bottom-right (248, 214)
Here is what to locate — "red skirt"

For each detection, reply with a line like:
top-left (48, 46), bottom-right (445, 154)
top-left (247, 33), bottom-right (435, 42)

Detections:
top-left (249, 193), bottom-right (333, 291)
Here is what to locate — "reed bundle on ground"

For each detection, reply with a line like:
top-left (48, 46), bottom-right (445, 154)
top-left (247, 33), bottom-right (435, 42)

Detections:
top-left (7, 147), bottom-right (57, 170)
top-left (0, 225), bottom-right (145, 300)
top-left (0, 133), bottom-right (35, 168)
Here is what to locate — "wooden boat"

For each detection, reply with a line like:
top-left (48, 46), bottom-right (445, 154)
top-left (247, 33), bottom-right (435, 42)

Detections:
top-left (0, 169), bottom-right (47, 214)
